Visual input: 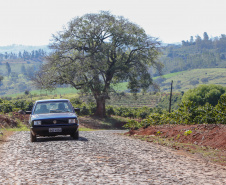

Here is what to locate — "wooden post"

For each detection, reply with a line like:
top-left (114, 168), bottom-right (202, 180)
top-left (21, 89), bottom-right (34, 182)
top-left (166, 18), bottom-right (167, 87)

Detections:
top-left (169, 80), bottom-right (173, 113)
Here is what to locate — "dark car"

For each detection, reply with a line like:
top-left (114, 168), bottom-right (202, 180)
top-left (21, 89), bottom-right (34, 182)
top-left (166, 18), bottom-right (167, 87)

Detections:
top-left (27, 99), bottom-right (79, 142)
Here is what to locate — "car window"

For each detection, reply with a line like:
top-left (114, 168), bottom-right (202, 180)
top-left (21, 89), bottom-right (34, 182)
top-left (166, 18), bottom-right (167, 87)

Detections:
top-left (34, 101), bottom-right (73, 114)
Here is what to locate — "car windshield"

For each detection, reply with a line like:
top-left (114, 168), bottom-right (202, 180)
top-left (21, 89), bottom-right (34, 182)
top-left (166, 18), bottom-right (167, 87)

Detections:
top-left (33, 101), bottom-right (73, 114)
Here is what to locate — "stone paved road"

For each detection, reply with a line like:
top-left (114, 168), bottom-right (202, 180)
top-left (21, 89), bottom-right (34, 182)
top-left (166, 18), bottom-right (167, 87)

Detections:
top-left (0, 131), bottom-right (225, 184)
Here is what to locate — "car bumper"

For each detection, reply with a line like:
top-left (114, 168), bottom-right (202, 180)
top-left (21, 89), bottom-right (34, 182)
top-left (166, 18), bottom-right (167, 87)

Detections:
top-left (30, 124), bottom-right (79, 136)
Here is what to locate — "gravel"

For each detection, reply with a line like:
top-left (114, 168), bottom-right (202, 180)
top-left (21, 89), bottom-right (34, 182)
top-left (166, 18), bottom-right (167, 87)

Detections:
top-left (0, 130), bottom-right (225, 184)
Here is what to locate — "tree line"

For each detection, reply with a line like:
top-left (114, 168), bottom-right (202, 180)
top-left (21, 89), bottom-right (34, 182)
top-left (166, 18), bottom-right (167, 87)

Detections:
top-left (182, 32), bottom-right (226, 52)
top-left (0, 49), bottom-right (46, 62)
top-left (160, 32), bottom-right (226, 75)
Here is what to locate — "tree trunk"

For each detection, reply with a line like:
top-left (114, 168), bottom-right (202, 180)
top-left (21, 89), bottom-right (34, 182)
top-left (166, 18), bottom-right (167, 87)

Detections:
top-left (95, 97), bottom-right (106, 118)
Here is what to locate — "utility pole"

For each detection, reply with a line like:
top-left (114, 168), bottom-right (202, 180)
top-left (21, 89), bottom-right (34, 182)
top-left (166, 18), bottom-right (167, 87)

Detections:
top-left (169, 80), bottom-right (173, 113)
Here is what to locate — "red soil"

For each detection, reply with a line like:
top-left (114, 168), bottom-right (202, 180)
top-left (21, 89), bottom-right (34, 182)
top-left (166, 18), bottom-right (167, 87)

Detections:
top-left (127, 124), bottom-right (226, 150)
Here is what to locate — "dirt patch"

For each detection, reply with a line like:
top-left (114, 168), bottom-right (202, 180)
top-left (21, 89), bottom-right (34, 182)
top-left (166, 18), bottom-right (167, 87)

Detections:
top-left (79, 116), bottom-right (126, 129)
top-left (126, 124), bottom-right (226, 166)
top-left (127, 124), bottom-right (226, 150)
top-left (10, 112), bottom-right (30, 125)
top-left (0, 114), bottom-right (18, 128)
top-left (0, 130), bottom-right (14, 143)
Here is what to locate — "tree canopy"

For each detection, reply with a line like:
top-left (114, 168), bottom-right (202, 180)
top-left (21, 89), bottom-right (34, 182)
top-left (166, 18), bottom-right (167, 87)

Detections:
top-left (182, 84), bottom-right (226, 106)
top-left (33, 11), bottom-right (162, 117)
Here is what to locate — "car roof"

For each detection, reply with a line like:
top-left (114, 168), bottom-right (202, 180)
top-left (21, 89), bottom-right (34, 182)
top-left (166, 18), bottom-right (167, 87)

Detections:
top-left (35, 99), bottom-right (70, 103)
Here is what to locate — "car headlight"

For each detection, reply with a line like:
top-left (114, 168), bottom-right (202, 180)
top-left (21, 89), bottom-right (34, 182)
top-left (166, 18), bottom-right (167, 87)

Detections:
top-left (68, 119), bottom-right (77, 124)
top-left (34, 120), bottom-right (41, 125)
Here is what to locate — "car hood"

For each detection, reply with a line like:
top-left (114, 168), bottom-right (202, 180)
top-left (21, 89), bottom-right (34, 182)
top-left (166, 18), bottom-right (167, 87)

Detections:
top-left (31, 113), bottom-right (77, 120)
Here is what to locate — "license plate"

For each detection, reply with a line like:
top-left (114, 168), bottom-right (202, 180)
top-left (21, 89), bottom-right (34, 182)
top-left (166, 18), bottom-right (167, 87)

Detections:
top-left (49, 128), bottom-right (62, 132)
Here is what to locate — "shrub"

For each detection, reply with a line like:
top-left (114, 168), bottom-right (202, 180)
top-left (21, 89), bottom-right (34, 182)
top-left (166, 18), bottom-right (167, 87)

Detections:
top-left (106, 106), bottom-right (115, 116)
top-left (182, 84), bottom-right (226, 106)
top-left (80, 105), bottom-right (91, 115)
top-left (0, 103), bottom-right (13, 113)
top-left (70, 98), bottom-right (82, 105)
top-left (123, 120), bottom-right (141, 130)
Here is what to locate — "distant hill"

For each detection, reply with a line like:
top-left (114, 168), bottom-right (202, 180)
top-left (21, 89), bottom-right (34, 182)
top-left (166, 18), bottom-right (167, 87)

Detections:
top-left (0, 45), bottom-right (50, 54)
top-left (158, 33), bottom-right (226, 76)
top-left (155, 68), bottom-right (226, 92)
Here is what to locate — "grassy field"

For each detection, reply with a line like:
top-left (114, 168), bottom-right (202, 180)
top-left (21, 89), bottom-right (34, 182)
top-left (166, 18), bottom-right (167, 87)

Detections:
top-left (159, 68), bottom-right (226, 92)
top-left (5, 87), bottom-right (79, 99)
top-left (106, 93), bottom-right (160, 107)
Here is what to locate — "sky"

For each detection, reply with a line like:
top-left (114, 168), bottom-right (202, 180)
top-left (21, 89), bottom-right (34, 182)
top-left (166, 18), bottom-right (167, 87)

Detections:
top-left (0, 0), bottom-right (225, 46)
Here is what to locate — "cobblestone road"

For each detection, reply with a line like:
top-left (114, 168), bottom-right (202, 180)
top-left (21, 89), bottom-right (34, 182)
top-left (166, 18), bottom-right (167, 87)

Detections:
top-left (0, 131), bottom-right (225, 184)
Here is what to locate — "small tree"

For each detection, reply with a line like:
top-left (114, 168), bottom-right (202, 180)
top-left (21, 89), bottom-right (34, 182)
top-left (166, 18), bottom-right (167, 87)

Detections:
top-left (21, 64), bottom-right (27, 75)
top-left (24, 90), bottom-right (30, 95)
top-left (33, 12), bottom-right (162, 117)
top-left (6, 62), bottom-right (11, 76)
top-left (0, 75), bottom-right (3, 83)
top-left (0, 75), bottom-right (3, 87)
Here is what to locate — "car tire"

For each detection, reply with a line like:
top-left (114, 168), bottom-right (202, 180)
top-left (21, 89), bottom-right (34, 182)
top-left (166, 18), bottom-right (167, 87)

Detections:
top-left (71, 130), bottom-right (79, 140)
top-left (30, 132), bottom-right (37, 142)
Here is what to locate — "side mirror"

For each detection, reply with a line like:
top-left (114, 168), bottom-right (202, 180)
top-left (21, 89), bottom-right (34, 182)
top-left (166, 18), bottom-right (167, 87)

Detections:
top-left (74, 108), bottom-right (80, 115)
top-left (26, 111), bottom-right (32, 114)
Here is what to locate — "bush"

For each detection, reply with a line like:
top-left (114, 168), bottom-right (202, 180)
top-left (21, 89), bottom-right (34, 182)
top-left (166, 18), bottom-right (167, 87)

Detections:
top-left (80, 105), bottom-right (91, 115)
top-left (123, 120), bottom-right (141, 130)
top-left (106, 106), bottom-right (115, 116)
top-left (136, 107), bottom-right (152, 119)
top-left (70, 98), bottom-right (82, 105)
top-left (182, 84), bottom-right (226, 106)
top-left (0, 103), bottom-right (13, 113)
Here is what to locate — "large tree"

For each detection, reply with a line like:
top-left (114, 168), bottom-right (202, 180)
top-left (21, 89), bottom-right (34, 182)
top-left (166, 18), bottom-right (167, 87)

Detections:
top-left (33, 12), bottom-right (162, 117)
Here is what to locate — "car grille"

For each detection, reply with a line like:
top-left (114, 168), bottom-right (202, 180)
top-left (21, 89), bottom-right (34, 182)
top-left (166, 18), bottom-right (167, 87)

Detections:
top-left (41, 119), bottom-right (68, 125)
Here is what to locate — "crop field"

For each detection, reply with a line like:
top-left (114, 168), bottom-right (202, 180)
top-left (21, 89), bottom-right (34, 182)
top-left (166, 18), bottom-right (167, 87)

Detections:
top-left (106, 93), bottom-right (160, 108)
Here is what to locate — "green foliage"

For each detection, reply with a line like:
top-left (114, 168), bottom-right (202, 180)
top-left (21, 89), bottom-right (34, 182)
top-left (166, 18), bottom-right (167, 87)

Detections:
top-left (157, 93), bottom-right (182, 111)
top-left (0, 103), bottom-right (12, 113)
top-left (106, 106), bottom-right (153, 119)
top-left (182, 84), bottom-right (226, 106)
top-left (80, 105), bottom-right (91, 116)
top-left (0, 99), bottom-right (34, 113)
top-left (123, 120), bottom-right (141, 130)
top-left (124, 93), bottom-right (226, 130)
top-left (184, 130), bottom-right (192, 136)
top-left (70, 98), bottom-right (82, 105)
top-left (70, 98), bottom-right (95, 116)
top-left (106, 106), bottom-right (115, 116)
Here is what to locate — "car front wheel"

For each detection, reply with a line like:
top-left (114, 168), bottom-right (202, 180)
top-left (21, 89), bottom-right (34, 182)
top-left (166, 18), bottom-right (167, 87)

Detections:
top-left (71, 130), bottom-right (79, 140)
top-left (30, 132), bottom-right (37, 142)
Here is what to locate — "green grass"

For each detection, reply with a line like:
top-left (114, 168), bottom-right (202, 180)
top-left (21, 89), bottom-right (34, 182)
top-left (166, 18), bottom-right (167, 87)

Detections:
top-left (154, 71), bottom-right (184, 79)
top-left (159, 68), bottom-right (226, 92)
top-left (3, 122), bottom-right (29, 131)
top-left (79, 127), bottom-right (95, 131)
top-left (5, 87), bottom-right (79, 98)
